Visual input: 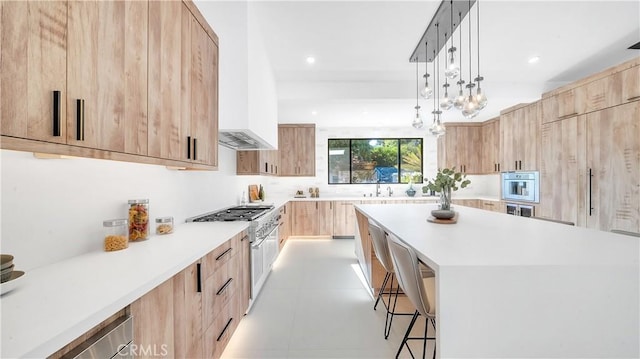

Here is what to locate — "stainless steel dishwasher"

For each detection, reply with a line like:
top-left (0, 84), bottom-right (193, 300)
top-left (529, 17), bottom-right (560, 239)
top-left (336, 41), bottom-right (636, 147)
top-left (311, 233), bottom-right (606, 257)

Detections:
top-left (61, 316), bottom-right (133, 359)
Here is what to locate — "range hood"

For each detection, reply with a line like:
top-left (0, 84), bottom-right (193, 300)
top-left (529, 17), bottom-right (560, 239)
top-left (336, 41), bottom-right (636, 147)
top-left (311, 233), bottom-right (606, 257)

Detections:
top-left (218, 129), bottom-right (274, 150)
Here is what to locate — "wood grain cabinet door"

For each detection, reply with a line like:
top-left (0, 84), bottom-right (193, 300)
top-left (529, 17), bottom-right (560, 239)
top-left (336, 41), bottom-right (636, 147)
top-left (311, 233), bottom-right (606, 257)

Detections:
top-left (291, 201), bottom-right (317, 236)
top-left (148, 0), bottom-right (184, 161)
top-left (1, 1), bottom-right (67, 143)
top-left (130, 279), bottom-right (175, 358)
top-left (189, 14), bottom-right (218, 167)
top-left (617, 65), bottom-right (640, 104)
top-left (317, 201), bottom-right (334, 236)
top-left (586, 101), bottom-right (640, 233)
top-left (333, 201), bottom-right (357, 237)
top-left (67, 1), bottom-right (148, 154)
top-left (173, 262), bottom-right (204, 359)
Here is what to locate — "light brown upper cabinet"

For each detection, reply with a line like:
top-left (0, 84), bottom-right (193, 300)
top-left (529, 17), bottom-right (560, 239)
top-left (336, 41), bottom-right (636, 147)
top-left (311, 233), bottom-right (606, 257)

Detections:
top-left (436, 123), bottom-right (482, 174)
top-left (66, 1), bottom-right (148, 155)
top-left (481, 118), bottom-right (500, 173)
top-left (1, 0), bottom-right (219, 170)
top-left (236, 149), bottom-right (278, 175)
top-left (148, 2), bottom-right (218, 167)
top-left (278, 124), bottom-right (316, 176)
top-left (616, 65), bottom-right (640, 104)
top-left (1, 1), bottom-right (68, 143)
top-left (500, 101), bottom-right (540, 171)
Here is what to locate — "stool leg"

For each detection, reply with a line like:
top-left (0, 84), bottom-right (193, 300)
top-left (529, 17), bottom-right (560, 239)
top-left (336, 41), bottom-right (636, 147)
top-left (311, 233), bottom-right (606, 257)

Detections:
top-left (384, 274), bottom-right (395, 338)
top-left (374, 272), bottom-right (390, 310)
top-left (385, 274), bottom-right (401, 339)
top-left (431, 318), bottom-right (437, 359)
top-left (396, 310), bottom-right (419, 359)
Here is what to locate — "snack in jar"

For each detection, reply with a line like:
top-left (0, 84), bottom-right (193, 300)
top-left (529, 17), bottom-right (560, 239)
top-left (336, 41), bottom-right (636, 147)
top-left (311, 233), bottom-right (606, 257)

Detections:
top-left (103, 219), bottom-right (128, 251)
top-left (155, 216), bottom-right (174, 235)
top-left (128, 199), bottom-right (149, 241)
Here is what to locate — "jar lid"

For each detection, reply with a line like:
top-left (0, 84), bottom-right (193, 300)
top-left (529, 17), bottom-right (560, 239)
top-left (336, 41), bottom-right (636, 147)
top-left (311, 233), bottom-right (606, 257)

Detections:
top-left (103, 219), bottom-right (127, 227)
top-left (156, 217), bottom-right (173, 223)
top-left (128, 199), bottom-right (149, 204)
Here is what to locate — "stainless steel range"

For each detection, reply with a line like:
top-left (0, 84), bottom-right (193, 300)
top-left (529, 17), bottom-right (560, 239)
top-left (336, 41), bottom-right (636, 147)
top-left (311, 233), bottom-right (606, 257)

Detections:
top-left (187, 205), bottom-right (279, 309)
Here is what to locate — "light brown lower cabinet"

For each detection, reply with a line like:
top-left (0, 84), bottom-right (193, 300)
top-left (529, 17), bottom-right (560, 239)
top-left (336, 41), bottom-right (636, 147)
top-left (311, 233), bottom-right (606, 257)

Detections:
top-left (291, 201), bottom-right (333, 236)
top-left (131, 230), bottom-right (249, 359)
top-left (333, 201), bottom-right (358, 237)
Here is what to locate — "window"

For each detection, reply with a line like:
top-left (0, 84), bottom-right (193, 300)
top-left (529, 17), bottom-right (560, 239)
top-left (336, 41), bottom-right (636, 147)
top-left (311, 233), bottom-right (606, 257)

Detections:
top-left (328, 138), bottom-right (423, 184)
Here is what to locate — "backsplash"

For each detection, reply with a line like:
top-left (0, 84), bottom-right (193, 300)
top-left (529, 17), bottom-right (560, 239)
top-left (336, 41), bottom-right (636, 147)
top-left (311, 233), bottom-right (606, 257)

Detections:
top-left (0, 148), bottom-right (242, 271)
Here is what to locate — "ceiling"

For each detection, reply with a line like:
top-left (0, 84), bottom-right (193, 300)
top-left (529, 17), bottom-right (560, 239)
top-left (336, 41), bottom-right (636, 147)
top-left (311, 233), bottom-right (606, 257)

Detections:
top-left (249, 1), bottom-right (639, 128)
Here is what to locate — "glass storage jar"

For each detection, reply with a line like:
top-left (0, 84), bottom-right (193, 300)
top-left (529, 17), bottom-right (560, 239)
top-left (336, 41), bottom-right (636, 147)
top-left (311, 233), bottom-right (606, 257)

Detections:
top-left (155, 217), bottom-right (174, 235)
top-left (128, 199), bottom-right (149, 241)
top-left (103, 219), bottom-right (128, 251)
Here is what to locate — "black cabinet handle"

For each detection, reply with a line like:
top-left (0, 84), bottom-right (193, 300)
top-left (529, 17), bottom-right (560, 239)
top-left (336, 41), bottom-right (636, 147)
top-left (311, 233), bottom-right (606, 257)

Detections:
top-left (494, 163), bottom-right (496, 172)
top-left (76, 99), bottom-right (84, 141)
top-left (196, 263), bottom-right (202, 293)
top-left (193, 137), bottom-right (197, 160)
top-left (187, 136), bottom-right (191, 159)
top-left (241, 235), bottom-right (248, 242)
top-left (216, 278), bottom-right (233, 295)
top-left (216, 247), bottom-right (233, 261)
top-left (271, 164), bottom-right (273, 173)
top-left (53, 91), bottom-right (61, 136)
top-left (589, 168), bottom-right (594, 216)
top-left (519, 160), bottom-right (522, 170)
top-left (275, 165), bottom-right (278, 174)
top-left (627, 95), bottom-right (640, 101)
top-left (514, 161), bottom-right (517, 170)
top-left (498, 163), bottom-right (500, 172)
top-left (216, 318), bottom-right (233, 342)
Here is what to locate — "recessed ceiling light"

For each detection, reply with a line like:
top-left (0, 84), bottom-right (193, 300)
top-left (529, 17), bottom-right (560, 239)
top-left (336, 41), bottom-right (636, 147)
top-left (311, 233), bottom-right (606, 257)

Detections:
top-left (306, 56), bottom-right (316, 64)
top-left (528, 56), bottom-right (540, 64)
top-left (311, 111), bottom-right (317, 116)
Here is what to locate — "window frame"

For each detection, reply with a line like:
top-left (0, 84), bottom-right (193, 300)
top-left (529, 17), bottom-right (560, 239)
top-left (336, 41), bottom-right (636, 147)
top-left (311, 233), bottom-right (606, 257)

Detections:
top-left (327, 137), bottom-right (424, 185)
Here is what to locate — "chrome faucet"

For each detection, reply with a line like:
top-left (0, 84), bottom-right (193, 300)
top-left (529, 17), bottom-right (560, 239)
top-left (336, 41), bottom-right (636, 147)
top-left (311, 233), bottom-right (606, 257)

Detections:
top-left (375, 180), bottom-right (381, 197)
top-left (387, 186), bottom-right (393, 197)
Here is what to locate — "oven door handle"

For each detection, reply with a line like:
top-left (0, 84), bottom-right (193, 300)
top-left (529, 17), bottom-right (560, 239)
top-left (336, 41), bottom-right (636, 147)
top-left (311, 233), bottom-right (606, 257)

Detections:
top-left (251, 236), bottom-right (268, 249)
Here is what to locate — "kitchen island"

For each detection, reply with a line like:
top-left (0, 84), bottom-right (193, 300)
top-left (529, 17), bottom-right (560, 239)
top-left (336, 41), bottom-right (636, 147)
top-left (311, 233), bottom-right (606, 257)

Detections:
top-left (355, 203), bottom-right (639, 359)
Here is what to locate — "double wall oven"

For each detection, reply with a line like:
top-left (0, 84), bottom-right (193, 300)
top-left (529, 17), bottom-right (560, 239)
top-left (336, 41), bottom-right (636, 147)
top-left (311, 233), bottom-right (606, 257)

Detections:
top-left (502, 171), bottom-right (539, 217)
top-left (187, 205), bottom-right (279, 309)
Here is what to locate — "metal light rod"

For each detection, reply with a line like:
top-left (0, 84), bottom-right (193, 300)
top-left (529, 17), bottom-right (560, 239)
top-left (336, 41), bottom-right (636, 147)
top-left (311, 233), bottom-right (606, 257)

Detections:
top-left (410, 0), bottom-right (476, 63)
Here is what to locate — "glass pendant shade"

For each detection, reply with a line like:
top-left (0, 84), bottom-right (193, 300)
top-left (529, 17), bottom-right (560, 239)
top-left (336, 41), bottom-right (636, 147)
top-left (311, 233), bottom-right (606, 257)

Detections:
top-left (429, 113), bottom-right (438, 135)
top-left (420, 79), bottom-right (433, 99)
top-left (412, 106), bottom-right (424, 129)
top-left (444, 49), bottom-right (460, 79)
top-left (434, 119), bottom-right (446, 137)
top-left (476, 86), bottom-right (488, 110)
top-left (454, 87), bottom-right (465, 110)
top-left (440, 84), bottom-right (453, 110)
top-left (462, 95), bottom-right (479, 119)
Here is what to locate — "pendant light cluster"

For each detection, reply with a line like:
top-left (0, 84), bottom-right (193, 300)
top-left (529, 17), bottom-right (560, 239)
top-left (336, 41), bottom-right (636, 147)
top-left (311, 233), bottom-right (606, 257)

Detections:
top-left (410, 0), bottom-right (488, 133)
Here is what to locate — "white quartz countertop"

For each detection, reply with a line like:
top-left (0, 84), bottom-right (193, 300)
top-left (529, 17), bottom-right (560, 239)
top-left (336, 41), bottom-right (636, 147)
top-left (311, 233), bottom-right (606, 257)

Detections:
top-left (355, 203), bottom-right (639, 358)
top-left (1, 221), bottom-right (250, 358)
top-left (286, 195), bottom-right (440, 202)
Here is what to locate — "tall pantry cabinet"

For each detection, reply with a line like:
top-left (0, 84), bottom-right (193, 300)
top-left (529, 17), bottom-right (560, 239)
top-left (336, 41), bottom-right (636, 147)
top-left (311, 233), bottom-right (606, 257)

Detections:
top-left (539, 58), bottom-right (640, 233)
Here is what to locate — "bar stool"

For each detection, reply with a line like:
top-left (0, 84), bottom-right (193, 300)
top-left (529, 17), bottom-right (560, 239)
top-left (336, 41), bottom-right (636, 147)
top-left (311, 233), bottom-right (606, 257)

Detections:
top-left (386, 232), bottom-right (437, 359)
top-left (369, 222), bottom-right (433, 339)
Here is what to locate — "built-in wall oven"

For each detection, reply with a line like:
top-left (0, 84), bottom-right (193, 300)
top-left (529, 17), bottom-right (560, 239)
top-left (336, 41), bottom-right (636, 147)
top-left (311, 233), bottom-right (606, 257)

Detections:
top-left (502, 171), bottom-right (539, 203)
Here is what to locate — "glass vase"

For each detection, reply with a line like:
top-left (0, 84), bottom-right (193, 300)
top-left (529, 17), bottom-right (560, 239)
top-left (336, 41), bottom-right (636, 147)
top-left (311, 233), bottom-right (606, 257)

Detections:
top-left (439, 187), bottom-right (452, 211)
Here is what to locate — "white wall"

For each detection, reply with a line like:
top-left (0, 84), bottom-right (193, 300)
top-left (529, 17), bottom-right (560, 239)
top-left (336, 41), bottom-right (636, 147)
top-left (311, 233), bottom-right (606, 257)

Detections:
top-left (0, 148), bottom-right (243, 271)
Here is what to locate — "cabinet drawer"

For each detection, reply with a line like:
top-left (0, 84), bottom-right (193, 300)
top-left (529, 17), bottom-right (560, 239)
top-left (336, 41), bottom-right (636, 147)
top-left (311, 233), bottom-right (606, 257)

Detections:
top-left (203, 239), bottom-right (235, 277)
top-left (203, 253), bottom-right (240, 329)
top-left (204, 295), bottom-right (240, 359)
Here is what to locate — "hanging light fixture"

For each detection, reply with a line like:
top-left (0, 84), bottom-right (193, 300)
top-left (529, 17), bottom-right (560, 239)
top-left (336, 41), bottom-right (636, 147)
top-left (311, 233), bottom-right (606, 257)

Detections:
top-left (429, 49), bottom-right (438, 135)
top-left (420, 41), bottom-right (433, 99)
top-left (453, 11), bottom-right (466, 110)
top-left (462, 0), bottom-right (479, 119)
top-left (412, 58), bottom-right (424, 129)
top-left (433, 23), bottom-right (446, 136)
top-left (440, 32), bottom-right (454, 111)
top-left (444, 0), bottom-right (460, 80)
top-left (474, 0), bottom-right (487, 110)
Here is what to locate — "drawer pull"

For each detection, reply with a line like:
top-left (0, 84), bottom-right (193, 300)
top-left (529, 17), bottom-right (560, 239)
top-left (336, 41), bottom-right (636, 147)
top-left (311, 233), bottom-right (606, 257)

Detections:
top-left (240, 235), bottom-right (248, 242)
top-left (193, 137), bottom-right (197, 160)
top-left (216, 247), bottom-right (233, 261)
top-left (559, 112), bottom-right (578, 120)
top-left (53, 91), bottom-right (61, 136)
top-left (216, 318), bottom-right (233, 342)
top-left (216, 278), bottom-right (233, 295)
top-left (627, 96), bottom-right (640, 101)
top-left (187, 136), bottom-right (191, 159)
top-left (76, 99), bottom-right (85, 141)
top-left (196, 263), bottom-right (202, 293)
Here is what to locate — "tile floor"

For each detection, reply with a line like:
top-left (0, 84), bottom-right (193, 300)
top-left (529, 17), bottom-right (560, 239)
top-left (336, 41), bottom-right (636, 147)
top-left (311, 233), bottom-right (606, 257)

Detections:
top-left (222, 239), bottom-right (435, 359)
